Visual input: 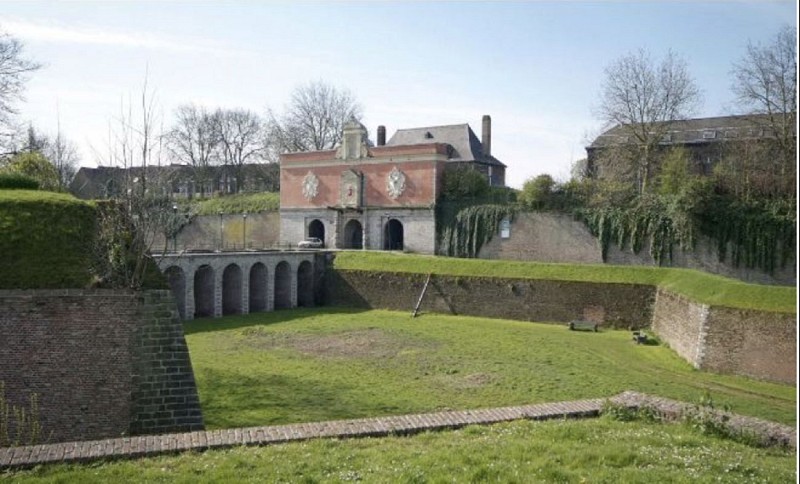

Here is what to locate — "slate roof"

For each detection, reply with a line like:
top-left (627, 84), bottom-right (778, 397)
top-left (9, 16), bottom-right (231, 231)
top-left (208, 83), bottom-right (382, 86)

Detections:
top-left (588, 114), bottom-right (778, 149)
top-left (387, 123), bottom-right (506, 167)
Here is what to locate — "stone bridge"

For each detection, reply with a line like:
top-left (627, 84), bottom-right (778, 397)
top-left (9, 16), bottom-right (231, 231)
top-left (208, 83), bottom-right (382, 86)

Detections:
top-left (155, 250), bottom-right (323, 320)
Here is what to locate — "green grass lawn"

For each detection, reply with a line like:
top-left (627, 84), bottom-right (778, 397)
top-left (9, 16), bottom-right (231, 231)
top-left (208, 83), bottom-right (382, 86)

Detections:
top-left (188, 192), bottom-right (279, 215)
top-left (185, 308), bottom-right (795, 428)
top-left (333, 251), bottom-right (796, 313)
top-left (5, 419), bottom-right (795, 483)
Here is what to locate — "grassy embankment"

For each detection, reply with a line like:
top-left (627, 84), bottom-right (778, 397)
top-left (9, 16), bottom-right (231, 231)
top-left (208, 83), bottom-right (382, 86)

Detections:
top-left (333, 251), bottom-right (796, 313)
top-left (184, 309), bottom-right (795, 428)
top-left (0, 190), bottom-right (96, 289)
top-left (188, 192), bottom-right (280, 216)
top-left (6, 417), bottom-right (795, 483)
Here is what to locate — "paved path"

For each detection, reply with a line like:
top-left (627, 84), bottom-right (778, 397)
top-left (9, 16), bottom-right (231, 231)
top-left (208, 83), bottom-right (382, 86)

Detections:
top-left (1, 391), bottom-right (794, 470)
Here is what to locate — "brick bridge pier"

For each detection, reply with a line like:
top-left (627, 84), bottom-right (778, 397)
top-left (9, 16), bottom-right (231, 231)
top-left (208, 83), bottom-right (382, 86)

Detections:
top-left (155, 250), bottom-right (324, 320)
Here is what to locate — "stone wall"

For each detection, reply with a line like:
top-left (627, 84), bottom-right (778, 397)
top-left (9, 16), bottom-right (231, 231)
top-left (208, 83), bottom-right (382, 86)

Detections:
top-left (156, 211), bottom-right (281, 252)
top-left (650, 289), bottom-right (708, 367)
top-left (701, 306), bottom-right (796, 385)
top-left (0, 289), bottom-right (203, 444)
top-left (329, 270), bottom-right (655, 329)
top-left (281, 207), bottom-right (437, 254)
top-left (650, 288), bottom-right (795, 385)
top-left (478, 212), bottom-right (795, 286)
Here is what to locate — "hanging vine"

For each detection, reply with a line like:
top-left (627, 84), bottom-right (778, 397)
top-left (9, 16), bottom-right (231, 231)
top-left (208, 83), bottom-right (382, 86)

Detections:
top-left (577, 192), bottom-right (795, 273)
top-left (438, 204), bottom-right (516, 258)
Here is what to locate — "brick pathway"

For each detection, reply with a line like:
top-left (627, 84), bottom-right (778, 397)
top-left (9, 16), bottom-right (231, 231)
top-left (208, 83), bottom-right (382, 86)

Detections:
top-left (1, 391), bottom-right (794, 470)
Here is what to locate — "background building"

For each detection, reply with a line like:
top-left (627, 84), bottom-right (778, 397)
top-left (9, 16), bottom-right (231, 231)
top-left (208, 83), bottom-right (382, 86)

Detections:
top-left (280, 115), bottom-right (505, 253)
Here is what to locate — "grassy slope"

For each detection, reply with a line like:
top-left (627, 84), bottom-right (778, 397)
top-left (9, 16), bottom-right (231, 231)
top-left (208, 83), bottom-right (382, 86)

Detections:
top-left (0, 190), bottom-right (96, 289)
top-left (185, 309), bottom-right (795, 428)
top-left (5, 419), bottom-right (795, 483)
top-left (334, 251), bottom-right (796, 313)
top-left (189, 192), bottom-right (279, 215)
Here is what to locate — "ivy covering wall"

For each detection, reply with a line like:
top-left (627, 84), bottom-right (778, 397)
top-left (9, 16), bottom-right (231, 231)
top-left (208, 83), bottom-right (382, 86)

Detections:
top-left (438, 203), bottom-right (516, 258)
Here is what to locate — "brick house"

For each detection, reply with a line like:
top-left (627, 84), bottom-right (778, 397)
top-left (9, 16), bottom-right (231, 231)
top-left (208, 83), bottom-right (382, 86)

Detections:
top-left (279, 115), bottom-right (505, 253)
top-left (585, 114), bottom-right (783, 178)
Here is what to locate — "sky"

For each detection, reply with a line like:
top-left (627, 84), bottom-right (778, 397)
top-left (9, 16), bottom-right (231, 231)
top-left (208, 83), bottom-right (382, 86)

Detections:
top-left (0, 1), bottom-right (796, 189)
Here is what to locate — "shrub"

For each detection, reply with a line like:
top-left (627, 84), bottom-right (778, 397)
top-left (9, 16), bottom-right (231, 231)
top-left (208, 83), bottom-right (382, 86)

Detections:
top-left (4, 151), bottom-right (60, 191)
top-left (441, 167), bottom-right (490, 200)
top-left (0, 172), bottom-right (40, 190)
top-left (518, 174), bottom-right (555, 210)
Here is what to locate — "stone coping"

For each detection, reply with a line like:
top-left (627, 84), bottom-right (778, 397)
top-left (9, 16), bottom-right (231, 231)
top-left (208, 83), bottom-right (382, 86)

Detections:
top-left (1, 391), bottom-right (794, 470)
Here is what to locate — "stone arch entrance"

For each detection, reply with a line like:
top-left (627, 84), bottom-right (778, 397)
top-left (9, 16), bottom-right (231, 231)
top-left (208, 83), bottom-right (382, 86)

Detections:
top-left (222, 264), bottom-right (243, 315)
top-left (274, 261), bottom-right (292, 309)
top-left (383, 219), bottom-right (404, 251)
top-left (194, 265), bottom-right (215, 318)
top-left (249, 262), bottom-right (268, 313)
top-left (343, 219), bottom-right (363, 249)
top-left (297, 261), bottom-right (314, 307)
top-left (308, 219), bottom-right (325, 242)
top-left (164, 266), bottom-right (186, 319)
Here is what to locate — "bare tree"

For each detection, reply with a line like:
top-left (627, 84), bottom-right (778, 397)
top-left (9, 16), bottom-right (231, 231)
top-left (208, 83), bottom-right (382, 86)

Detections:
top-left (167, 104), bottom-right (219, 197)
top-left (731, 25), bottom-right (797, 197)
top-left (596, 49), bottom-right (701, 193)
top-left (0, 29), bottom-right (40, 153)
top-left (215, 108), bottom-right (264, 193)
top-left (46, 130), bottom-right (79, 190)
top-left (93, 76), bottom-right (186, 289)
top-left (267, 80), bottom-right (362, 154)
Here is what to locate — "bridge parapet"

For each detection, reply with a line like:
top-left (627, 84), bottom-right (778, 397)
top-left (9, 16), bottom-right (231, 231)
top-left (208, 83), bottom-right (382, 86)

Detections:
top-left (155, 250), bottom-right (322, 320)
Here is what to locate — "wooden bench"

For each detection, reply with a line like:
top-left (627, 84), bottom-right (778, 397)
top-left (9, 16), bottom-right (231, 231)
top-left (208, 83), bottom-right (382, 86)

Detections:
top-left (568, 320), bottom-right (598, 332)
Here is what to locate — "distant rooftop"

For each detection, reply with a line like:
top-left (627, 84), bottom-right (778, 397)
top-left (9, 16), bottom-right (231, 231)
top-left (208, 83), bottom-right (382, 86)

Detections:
top-left (388, 123), bottom-right (506, 167)
top-left (588, 114), bottom-right (779, 149)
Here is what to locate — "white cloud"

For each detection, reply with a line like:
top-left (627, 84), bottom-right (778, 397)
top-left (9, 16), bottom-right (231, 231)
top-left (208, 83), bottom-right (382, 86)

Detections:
top-left (1, 18), bottom-right (241, 57)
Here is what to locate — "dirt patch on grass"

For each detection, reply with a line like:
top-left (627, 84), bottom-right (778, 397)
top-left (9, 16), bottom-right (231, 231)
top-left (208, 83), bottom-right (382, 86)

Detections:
top-left (242, 327), bottom-right (434, 359)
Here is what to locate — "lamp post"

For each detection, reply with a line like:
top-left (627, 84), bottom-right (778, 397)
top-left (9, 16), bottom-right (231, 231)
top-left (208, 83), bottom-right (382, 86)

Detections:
top-left (218, 211), bottom-right (224, 251)
top-left (172, 204), bottom-right (178, 252)
top-left (242, 212), bottom-right (248, 250)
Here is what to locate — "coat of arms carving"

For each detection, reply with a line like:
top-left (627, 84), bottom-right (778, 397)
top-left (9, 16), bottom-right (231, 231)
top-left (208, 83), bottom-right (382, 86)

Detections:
top-left (386, 166), bottom-right (406, 199)
top-left (302, 171), bottom-right (319, 200)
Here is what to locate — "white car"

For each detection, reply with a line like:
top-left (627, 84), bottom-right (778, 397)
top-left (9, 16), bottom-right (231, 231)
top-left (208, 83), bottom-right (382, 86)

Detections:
top-left (297, 237), bottom-right (324, 249)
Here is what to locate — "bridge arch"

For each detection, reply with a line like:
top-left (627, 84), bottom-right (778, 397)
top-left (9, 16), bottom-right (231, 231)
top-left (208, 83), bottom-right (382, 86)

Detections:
top-left (222, 263), bottom-right (243, 315)
top-left (164, 266), bottom-right (186, 319)
top-left (297, 260), bottom-right (314, 307)
top-left (249, 262), bottom-right (268, 313)
top-left (274, 261), bottom-right (292, 309)
top-left (194, 265), bottom-right (215, 318)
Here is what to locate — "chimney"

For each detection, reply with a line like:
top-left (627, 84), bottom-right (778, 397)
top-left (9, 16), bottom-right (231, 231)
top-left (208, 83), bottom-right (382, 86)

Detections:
top-left (377, 125), bottom-right (386, 146)
top-left (481, 115), bottom-right (491, 157)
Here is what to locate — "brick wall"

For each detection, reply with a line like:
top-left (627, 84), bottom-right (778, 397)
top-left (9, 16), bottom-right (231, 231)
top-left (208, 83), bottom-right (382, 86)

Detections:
top-left (329, 270), bottom-right (655, 329)
top-left (0, 289), bottom-right (203, 444)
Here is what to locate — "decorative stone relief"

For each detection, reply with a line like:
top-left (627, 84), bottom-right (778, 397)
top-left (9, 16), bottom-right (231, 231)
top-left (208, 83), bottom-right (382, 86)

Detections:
top-left (340, 169), bottom-right (362, 208)
top-left (386, 166), bottom-right (406, 199)
top-left (302, 171), bottom-right (319, 201)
